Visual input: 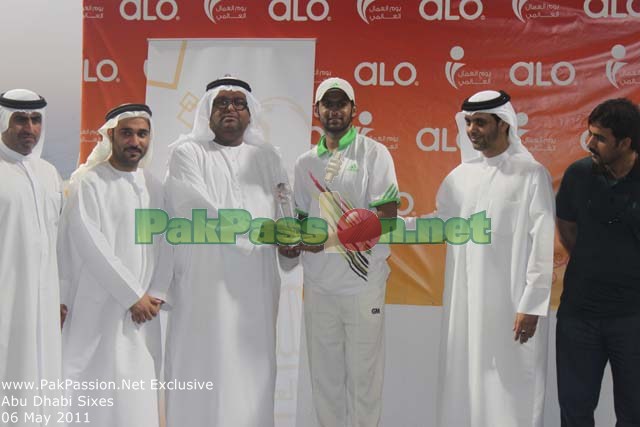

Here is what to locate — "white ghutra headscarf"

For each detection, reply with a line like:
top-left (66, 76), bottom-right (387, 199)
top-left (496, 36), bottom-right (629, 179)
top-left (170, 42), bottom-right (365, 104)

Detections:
top-left (0, 89), bottom-right (47, 160)
top-left (69, 103), bottom-right (153, 190)
top-left (169, 76), bottom-right (272, 152)
top-left (455, 90), bottom-right (533, 163)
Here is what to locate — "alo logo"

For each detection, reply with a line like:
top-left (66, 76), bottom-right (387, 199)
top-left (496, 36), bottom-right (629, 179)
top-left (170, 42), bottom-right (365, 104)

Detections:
top-left (357, 0), bottom-right (376, 23)
top-left (604, 44), bottom-right (640, 88)
top-left (205, 0), bottom-right (223, 22)
top-left (354, 111), bottom-right (374, 136)
top-left (579, 129), bottom-right (592, 152)
top-left (357, 0), bottom-right (402, 23)
top-left (419, 0), bottom-right (483, 21)
top-left (607, 44), bottom-right (627, 88)
top-left (517, 112), bottom-right (557, 152)
top-left (268, 0), bottom-right (330, 21)
top-left (509, 61), bottom-right (575, 86)
top-left (353, 111), bottom-right (401, 149)
top-left (517, 112), bottom-right (530, 137)
top-left (584, 0), bottom-right (640, 18)
top-left (83, 59), bottom-right (119, 83)
top-left (513, 0), bottom-right (561, 21)
top-left (513, 0), bottom-right (528, 20)
top-left (204, 0), bottom-right (247, 23)
top-left (354, 62), bottom-right (418, 86)
top-left (120, 0), bottom-right (179, 21)
top-left (416, 126), bottom-right (457, 152)
top-left (445, 46), bottom-right (492, 89)
top-left (398, 191), bottom-right (414, 216)
top-left (446, 46), bottom-right (465, 89)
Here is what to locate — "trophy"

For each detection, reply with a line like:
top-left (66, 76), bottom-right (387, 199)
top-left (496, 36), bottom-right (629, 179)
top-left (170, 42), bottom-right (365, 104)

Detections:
top-left (324, 151), bottom-right (344, 185)
top-left (275, 182), bottom-right (295, 219)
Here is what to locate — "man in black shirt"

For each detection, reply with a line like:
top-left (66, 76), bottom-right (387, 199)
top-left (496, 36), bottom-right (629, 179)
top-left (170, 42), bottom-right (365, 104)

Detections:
top-left (556, 98), bottom-right (640, 427)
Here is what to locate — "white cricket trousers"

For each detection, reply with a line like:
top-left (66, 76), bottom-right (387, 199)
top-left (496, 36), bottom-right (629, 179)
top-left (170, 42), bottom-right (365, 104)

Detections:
top-left (304, 283), bottom-right (386, 427)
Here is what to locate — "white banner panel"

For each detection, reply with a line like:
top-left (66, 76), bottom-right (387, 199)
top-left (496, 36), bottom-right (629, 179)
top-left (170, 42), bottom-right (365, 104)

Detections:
top-left (145, 38), bottom-right (315, 426)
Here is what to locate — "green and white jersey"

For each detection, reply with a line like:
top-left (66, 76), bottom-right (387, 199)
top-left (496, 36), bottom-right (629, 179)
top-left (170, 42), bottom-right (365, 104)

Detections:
top-left (293, 127), bottom-right (400, 295)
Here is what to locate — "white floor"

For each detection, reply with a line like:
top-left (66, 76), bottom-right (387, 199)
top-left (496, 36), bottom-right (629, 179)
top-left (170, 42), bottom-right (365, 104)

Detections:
top-left (296, 305), bottom-right (616, 427)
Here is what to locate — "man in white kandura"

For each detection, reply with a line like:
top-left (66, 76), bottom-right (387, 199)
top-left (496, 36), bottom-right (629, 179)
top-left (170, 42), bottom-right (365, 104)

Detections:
top-left (0, 89), bottom-right (63, 427)
top-left (153, 77), bottom-right (290, 426)
top-left (435, 90), bottom-right (555, 427)
top-left (58, 103), bottom-right (162, 427)
top-left (285, 77), bottom-right (399, 427)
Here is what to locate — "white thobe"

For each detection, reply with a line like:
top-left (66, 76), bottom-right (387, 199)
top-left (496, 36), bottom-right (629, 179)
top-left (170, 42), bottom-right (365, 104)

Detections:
top-left (58, 162), bottom-right (161, 427)
top-left (153, 140), bottom-right (287, 427)
top-left (435, 145), bottom-right (555, 427)
top-left (0, 143), bottom-right (62, 426)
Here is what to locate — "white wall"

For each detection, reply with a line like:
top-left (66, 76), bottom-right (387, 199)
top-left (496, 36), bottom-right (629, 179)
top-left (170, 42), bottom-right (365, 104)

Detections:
top-left (0, 0), bottom-right (82, 178)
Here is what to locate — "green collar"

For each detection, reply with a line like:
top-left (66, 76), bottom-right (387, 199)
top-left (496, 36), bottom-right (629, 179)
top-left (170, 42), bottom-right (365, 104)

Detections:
top-left (316, 127), bottom-right (356, 157)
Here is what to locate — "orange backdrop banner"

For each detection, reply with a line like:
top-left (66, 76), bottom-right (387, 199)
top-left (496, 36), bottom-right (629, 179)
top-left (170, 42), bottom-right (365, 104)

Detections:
top-left (82, 0), bottom-right (640, 306)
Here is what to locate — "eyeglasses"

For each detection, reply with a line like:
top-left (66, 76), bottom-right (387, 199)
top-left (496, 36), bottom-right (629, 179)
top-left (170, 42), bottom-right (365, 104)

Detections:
top-left (212, 97), bottom-right (248, 111)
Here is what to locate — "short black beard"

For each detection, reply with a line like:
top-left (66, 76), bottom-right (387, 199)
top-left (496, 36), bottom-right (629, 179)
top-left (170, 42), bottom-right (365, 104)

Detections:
top-left (590, 156), bottom-right (616, 180)
top-left (213, 133), bottom-right (243, 146)
top-left (323, 118), bottom-right (352, 138)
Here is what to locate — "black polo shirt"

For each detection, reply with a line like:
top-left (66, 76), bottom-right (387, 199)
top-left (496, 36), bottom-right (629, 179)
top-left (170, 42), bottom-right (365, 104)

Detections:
top-left (556, 156), bottom-right (640, 318)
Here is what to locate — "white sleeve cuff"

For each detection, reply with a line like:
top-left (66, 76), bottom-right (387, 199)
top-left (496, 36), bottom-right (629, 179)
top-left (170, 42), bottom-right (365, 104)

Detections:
top-left (517, 286), bottom-right (551, 316)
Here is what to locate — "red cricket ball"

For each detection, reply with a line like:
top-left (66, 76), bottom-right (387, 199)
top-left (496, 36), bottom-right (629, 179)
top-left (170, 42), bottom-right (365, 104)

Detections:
top-left (337, 208), bottom-right (382, 252)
